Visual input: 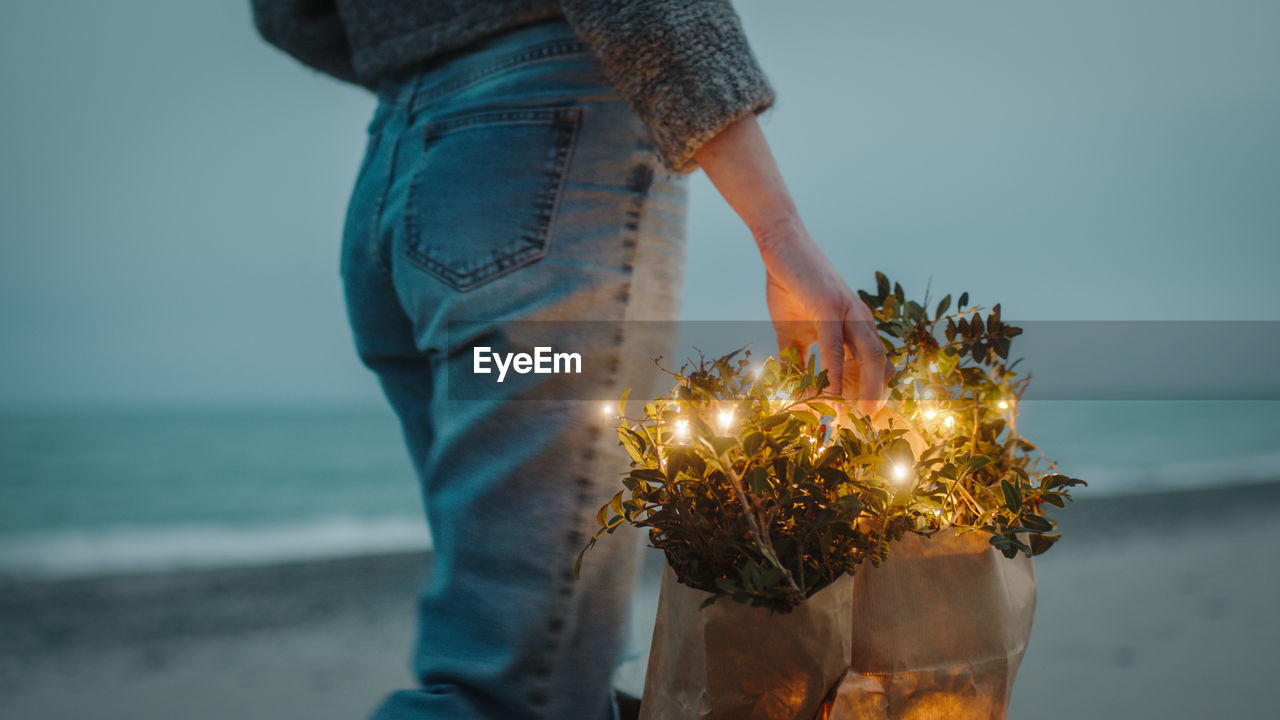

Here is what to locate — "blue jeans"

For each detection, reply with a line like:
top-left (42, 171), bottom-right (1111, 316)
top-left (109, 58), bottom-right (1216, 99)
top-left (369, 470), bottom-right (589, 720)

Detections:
top-left (339, 19), bottom-right (687, 720)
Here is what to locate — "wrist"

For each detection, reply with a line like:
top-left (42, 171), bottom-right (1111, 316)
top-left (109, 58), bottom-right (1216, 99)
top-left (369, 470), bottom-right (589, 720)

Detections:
top-left (751, 212), bottom-right (807, 253)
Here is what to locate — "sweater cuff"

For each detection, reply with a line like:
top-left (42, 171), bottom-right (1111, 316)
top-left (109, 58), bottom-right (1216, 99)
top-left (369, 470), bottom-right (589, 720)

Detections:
top-left (561, 1), bottom-right (776, 173)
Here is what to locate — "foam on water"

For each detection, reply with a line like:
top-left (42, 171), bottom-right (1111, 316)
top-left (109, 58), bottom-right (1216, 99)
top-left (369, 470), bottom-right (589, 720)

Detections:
top-left (2, 402), bottom-right (1278, 582)
top-left (0, 515), bottom-right (432, 583)
top-left (1068, 450), bottom-right (1280, 497)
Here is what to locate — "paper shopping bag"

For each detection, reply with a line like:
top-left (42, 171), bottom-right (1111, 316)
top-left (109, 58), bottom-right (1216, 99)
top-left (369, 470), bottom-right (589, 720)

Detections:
top-left (640, 565), bottom-right (855, 720)
top-left (824, 530), bottom-right (1036, 720)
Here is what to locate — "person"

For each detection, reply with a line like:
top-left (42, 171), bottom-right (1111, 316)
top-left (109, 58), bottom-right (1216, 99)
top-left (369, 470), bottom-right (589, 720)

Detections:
top-left (251, 2), bottom-right (890, 718)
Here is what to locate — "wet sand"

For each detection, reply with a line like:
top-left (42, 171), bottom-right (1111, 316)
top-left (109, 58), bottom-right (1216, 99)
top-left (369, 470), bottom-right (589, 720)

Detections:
top-left (2, 482), bottom-right (1278, 719)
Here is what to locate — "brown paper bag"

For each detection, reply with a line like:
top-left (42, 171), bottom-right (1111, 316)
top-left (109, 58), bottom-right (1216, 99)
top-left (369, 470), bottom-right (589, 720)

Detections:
top-left (825, 530), bottom-right (1036, 720)
top-left (640, 565), bottom-right (855, 720)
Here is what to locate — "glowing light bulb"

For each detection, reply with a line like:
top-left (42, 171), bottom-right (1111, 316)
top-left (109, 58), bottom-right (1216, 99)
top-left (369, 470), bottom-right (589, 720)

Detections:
top-left (717, 410), bottom-right (734, 432)
top-left (929, 362), bottom-right (939, 373)
top-left (902, 375), bottom-right (914, 385)
top-left (943, 415), bottom-right (956, 429)
top-left (891, 463), bottom-right (912, 486)
top-left (997, 400), bottom-right (1010, 410)
top-left (601, 403), bottom-right (614, 417)
top-left (922, 409), bottom-right (938, 421)
top-left (674, 419), bottom-right (689, 439)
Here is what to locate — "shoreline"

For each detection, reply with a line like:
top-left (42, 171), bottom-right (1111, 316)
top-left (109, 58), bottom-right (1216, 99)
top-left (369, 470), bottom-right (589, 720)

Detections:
top-left (5, 474), bottom-right (1275, 590)
top-left (2, 480), bottom-right (1279, 718)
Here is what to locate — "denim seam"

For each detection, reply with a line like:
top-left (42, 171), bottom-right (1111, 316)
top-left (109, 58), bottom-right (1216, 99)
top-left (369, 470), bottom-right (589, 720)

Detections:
top-left (344, 127), bottom-right (388, 279)
top-left (529, 158), bottom-right (654, 719)
top-left (424, 107), bottom-right (582, 134)
top-left (402, 108), bottom-right (582, 291)
top-left (369, 129), bottom-right (396, 279)
top-left (406, 40), bottom-right (590, 113)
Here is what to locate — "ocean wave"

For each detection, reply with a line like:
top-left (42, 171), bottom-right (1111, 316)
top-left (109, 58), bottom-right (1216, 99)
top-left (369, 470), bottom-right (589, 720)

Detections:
top-left (2, 452), bottom-right (1277, 584)
top-left (0, 515), bottom-right (433, 583)
top-left (1062, 450), bottom-right (1280, 497)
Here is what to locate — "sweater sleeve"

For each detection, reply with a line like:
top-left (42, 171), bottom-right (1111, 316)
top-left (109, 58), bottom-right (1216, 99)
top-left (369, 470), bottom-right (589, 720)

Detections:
top-left (559, 0), bottom-right (775, 173)
top-left (250, 0), bottom-right (372, 90)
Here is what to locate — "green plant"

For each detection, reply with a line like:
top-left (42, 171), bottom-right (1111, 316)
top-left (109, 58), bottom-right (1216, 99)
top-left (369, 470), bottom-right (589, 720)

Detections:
top-left (578, 348), bottom-right (919, 613)
top-left (578, 272), bottom-right (1086, 610)
top-left (858, 272), bottom-right (1085, 557)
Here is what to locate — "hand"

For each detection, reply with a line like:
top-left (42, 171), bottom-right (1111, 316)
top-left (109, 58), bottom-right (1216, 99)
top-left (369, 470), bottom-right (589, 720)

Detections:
top-left (755, 217), bottom-right (893, 416)
top-left (690, 115), bottom-right (894, 414)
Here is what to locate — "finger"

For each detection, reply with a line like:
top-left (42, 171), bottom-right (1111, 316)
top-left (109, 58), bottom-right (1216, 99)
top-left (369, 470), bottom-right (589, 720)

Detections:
top-left (766, 279), bottom-right (813, 364)
top-left (846, 315), bottom-right (889, 416)
top-left (772, 319), bottom-right (810, 365)
top-left (841, 334), bottom-right (863, 397)
top-left (817, 318), bottom-right (845, 398)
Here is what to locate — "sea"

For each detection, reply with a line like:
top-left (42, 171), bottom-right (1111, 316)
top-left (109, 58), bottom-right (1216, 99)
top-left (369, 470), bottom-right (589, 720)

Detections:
top-left (1, 400), bottom-right (1278, 584)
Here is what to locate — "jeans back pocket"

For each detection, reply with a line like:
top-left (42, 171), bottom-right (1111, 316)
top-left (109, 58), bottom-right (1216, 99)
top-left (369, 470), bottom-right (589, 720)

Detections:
top-left (402, 107), bottom-right (582, 291)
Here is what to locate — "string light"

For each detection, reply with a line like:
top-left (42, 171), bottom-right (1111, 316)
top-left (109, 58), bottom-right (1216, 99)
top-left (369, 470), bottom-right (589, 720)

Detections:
top-left (891, 462), bottom-right (912, 486)
top-left (943, 415), bottom-right (955, 429)
top-left (602, 403), bottom-right (614, 417)
top-left (717, 409), bottom-right (734, 432)
top-left (674, 419), bottom-right (689, 440)
top-left (922, 408), bottom-right (938, 421)
top-left (997, 399), bottom-right (1010, 410)
top-left (928, 362), bottom-right (939, 373)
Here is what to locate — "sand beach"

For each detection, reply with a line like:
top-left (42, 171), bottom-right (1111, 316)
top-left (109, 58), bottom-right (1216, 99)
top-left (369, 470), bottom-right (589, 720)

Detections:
top-left (2, 481), bottom-right (1278, 720)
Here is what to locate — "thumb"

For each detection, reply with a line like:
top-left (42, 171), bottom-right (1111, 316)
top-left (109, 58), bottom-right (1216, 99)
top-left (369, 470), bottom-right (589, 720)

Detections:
top-left (772, 318), bottom-right (812, 367)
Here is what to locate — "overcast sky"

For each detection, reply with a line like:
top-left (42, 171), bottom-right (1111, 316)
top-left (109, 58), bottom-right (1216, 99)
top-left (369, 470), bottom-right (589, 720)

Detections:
top-left (2, 0), bottom-right (1277, 409)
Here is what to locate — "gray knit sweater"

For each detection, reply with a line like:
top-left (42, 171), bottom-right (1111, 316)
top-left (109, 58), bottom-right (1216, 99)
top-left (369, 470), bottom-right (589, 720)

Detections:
top-left (250, 0), bottom-right (775, 172)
